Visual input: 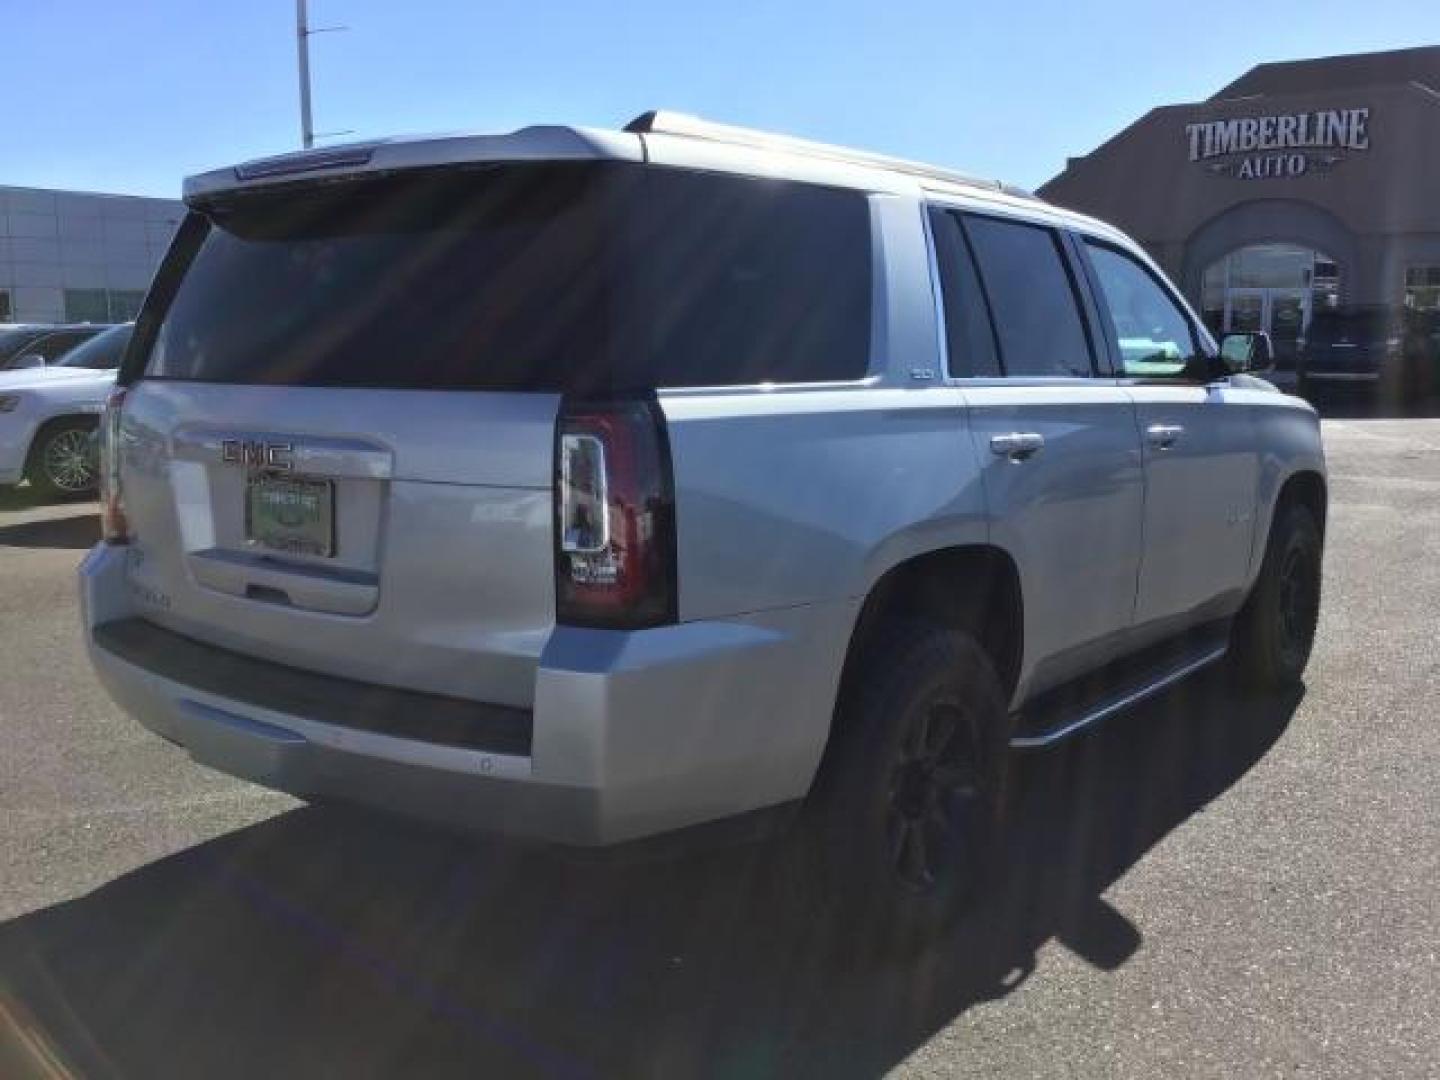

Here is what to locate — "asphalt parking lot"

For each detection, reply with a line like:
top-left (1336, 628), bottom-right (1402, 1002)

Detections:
top-left (1, 418), bottom-right (1437, 1079)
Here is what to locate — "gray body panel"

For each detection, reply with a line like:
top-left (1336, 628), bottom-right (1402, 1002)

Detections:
top-left (660, 384), bottom-right (986, 620)
top-left (1129, 383), bottom-right (1261, 638)
top-left (83, 118), bottom-right (1326, 845)
top-left (959, 381), bottom-right (1145, 699)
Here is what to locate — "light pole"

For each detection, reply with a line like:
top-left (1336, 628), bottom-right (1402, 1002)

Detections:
top-left (296, 0), bottom-right (349, 149)
top-left (296, 0), bottom-right (314, 148)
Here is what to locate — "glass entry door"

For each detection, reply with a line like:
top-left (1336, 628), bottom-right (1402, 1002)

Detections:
top-left (1267, 289), bottom-right (1308, 367)
top-left (1201, 244), bottom-right (1336, 357)
top-left (1223, 288), bottom-right (1310, 368)
top-left (1226, 290), bottom-right (1265, 334)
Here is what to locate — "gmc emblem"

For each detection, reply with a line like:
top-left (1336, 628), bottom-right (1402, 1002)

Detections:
top-left (221, 439), bottom-right (294, 473)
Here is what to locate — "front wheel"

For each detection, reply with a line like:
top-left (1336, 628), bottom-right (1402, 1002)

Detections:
top-left (26, 420), bottom-right (99, 500)
top-left (1233, 502), bottom-right (1323, 690)
top-left (793, 621), bottom-right (1011, 956)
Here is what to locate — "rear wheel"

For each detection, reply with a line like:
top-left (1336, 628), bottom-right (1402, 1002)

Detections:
top-left (795, 621), bottom-right (1010, 956)
top-left (1233, 502), bottom-right (1323, 690)
top-left (26, 420), bottom-right (99, 500)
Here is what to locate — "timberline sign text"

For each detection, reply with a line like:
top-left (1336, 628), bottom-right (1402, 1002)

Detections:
top-left (1185, 107), bottom-right (1370, 179)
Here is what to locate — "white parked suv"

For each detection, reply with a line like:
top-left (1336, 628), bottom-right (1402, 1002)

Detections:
top-left (80, 114), bottom-right (1325, 947)
top-left (1, 323), bottom-right (133, 498)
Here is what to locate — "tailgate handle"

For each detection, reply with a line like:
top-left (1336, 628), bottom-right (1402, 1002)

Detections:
top-left (189, 549), bottom-right (378, 617)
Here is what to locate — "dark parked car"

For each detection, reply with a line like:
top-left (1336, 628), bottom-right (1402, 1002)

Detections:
top-left (1298, 306), bottom-right (1440, 406)
top-left (0, 324), bottom-right (111, 371)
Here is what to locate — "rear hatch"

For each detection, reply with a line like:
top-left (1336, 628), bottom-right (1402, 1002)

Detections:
top-left (117, 164), bottom-right (635, 708)
top-left (115, 156), bottom-right (874, 708)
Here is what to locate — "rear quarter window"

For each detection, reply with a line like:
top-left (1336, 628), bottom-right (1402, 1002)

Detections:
top-left (624, 170), bottom-right (872, 386)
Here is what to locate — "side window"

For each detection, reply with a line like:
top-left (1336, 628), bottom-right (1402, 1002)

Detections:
top-left (929, 209), bottom-right (1000, 378)
top-left (1084, 242), bottom-right (1198, 378)
top-left (963, 214), bottom-right (1094, 378)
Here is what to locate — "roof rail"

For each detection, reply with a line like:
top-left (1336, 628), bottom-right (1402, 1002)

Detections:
top-left (624, 110), bottom-right (1034, 199)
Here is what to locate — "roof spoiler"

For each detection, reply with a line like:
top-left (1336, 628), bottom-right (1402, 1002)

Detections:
top-left (182, 126), bottom-right (643, 206)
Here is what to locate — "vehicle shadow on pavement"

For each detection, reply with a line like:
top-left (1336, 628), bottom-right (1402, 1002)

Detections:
top-left (0, 511), bottom-right (99, 550)
top-left (0, 486), bottom-right (54, 511)
top-left (0, 671), bottom-right (1300, 1080)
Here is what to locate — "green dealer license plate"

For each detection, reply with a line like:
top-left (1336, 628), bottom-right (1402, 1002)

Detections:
top-left (245, 476), bottom-right (335, 557)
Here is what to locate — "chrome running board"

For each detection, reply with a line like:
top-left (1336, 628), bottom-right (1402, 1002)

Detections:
top-left (1010, 644), bottom-right (1229, 750)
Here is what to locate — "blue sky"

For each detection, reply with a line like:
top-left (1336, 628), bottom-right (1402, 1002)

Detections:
top-left (9, 0), bottom-right (1435, 198)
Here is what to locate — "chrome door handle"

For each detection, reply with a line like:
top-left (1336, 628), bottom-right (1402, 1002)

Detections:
top-left (1146, 423), bottom-right (1184, 450)
top-left (990, 432), bottom-right (1046, 461)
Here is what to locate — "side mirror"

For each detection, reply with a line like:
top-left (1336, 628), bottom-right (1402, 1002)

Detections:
top-left (11, 352), bottom-right (47, 370)
top-left (1217, 331), bottom-right (1273, 374)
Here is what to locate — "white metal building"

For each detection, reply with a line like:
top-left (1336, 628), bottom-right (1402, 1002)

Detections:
top-left (0, 185), bottom-right (183, 324)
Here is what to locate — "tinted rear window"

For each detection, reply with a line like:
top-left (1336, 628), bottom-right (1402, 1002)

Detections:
top-left (144, 164), bottom-right (871, 391)
top-left (929, 209), bottom-right (1001, 378)
top-left (962, 215), bottom-right (1094, 378)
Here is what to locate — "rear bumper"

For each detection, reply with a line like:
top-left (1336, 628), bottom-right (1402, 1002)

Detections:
top-left (80, 543), bottom-right (854, 846)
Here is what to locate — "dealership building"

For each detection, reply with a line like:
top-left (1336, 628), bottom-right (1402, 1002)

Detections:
top-left (1039, 46), bottom-right (1440, 359)
top-left (0, 185), bottom-right (183, 324)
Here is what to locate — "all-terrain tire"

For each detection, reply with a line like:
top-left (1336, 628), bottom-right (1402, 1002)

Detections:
top-left (1232, 502), bottom-right (1323, 690)
top-left (793, 620), bottom-right (1011, 958)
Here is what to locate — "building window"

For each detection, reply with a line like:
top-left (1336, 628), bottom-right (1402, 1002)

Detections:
top-left (108, 290), bottom-right (147, 320)
top-left (63, 288), bottom-right (147, 323)
top-left (1405, 267), bottom-right (1440, 312)
top-left (64, 289), bottom-right (110, 323)
top-left (0, 290), bottom-right (10, 322)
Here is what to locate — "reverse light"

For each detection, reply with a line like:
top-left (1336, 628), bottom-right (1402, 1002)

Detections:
top-left (99, 387), bottom-right (129, 544)
top-left (554, 398), bottom-right (677, 629)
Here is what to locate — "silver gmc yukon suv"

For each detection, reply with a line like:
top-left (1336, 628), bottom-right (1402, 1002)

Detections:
top-left (81, 112), bottom-right (1326, 944)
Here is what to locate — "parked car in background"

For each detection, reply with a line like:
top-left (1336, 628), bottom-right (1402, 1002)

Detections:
top-left (1298, 305), bottom-right (1440, 406)
top-left (80, 115), bottom-right (1325, 951)
top-left (0, 323), bottom-right (111, 371)
top-left (0, 323), bottom-right (133, 498)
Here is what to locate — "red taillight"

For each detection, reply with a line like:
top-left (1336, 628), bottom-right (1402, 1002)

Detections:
top-left (99, 387), bottom-right (129, 544)
top-left (555, 398), bottom-right (676, 629)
